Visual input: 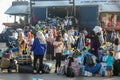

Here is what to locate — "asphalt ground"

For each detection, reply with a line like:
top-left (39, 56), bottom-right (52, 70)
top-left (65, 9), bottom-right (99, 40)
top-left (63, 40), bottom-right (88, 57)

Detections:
top-left (0, 60), bottom-right (120, 80)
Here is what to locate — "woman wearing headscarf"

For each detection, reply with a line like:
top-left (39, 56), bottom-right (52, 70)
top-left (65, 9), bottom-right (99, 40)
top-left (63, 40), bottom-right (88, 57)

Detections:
top-left (89, 26), bottom-right (102, 57)
top-left (31, 31), bottom-right (47, 74)
top-left (18, 34), bottom-right (26, 55)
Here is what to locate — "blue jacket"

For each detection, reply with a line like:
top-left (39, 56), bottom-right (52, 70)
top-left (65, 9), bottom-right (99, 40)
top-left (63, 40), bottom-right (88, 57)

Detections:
top-left (31, 38), bottom-right (46, 56)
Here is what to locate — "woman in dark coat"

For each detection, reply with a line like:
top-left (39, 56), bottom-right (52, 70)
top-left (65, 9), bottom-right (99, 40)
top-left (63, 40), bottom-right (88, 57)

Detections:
top-left (89, 26), bottom-right (102, 57)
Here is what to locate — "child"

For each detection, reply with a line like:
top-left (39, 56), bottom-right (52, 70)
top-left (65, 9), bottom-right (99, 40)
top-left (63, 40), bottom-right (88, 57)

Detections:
top-left (85, 38), bottom-right (91, 51)
top-left (106, 51), bottom-right (114, 77)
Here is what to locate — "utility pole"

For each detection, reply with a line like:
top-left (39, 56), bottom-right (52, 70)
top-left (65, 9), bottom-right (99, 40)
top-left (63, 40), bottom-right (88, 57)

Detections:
top-left (73, 0), bottom-right (76, 17)
top-left (30, 0), bottom-right (32, 23)
top-left (29, 0), bottom-right (35, 24)
top-left (69, 0), bottom-right (76, 17)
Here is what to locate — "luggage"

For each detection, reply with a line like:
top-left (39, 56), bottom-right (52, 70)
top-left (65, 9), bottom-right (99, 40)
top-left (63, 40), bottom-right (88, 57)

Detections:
top-left (72, 58), bottom-right (80, 76)
top-left (77, 55), bottom-right (84, 65)
top-left (99, 63), bottom-right (107, 77)
top-left (66, 66), bottom-right (75, 77)
top-left (43, 63), bottom-right (52, 73)
top-left (18, 64), bottom-right (33, 73)
top-left (113, 60), bottom-right (120, 76)
top-left (102, 56), bottom-right (108, 62)
top-left (16, 55), bottom-right (32, 65)
top-left (0, 57), bottom-right (10, 69)
top-left (80, 65), bottom-right (85, 76)
top-left (97, 54), bottom-right (103, 62)
top-left (64, 49), bottom-right (70, 55)
top-left (85, 63), bottom-right (102, 74)
top-left (57, 66), bottom-right (65, 75)
top-left (64, 57), bottom-right (75, 77)
top-left (84, 54), bottom-right (95, 67)
top-left (84, 71), bottom-right (92, 77)
top-left (2, 51), bottom-right (11, 58)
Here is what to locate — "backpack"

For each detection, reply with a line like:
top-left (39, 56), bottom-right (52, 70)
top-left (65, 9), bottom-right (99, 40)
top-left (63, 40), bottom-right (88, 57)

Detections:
top-left (99, 63), bottom-right (107, 76)
top-left (65, 57), bottom-right (75, 77)
top-left (84, 54), bottom-right (94, 67)
top-left (66, 67), bottom-right (74, 77)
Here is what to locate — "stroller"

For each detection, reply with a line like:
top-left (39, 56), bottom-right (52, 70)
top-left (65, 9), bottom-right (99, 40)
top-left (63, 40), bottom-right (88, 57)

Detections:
top-left (0, 48), bottom-right (17, 72)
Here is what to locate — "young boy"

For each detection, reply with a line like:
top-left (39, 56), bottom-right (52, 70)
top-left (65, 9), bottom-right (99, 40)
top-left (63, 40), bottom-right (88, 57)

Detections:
top-left (106, 51), bottom-right (114, 77)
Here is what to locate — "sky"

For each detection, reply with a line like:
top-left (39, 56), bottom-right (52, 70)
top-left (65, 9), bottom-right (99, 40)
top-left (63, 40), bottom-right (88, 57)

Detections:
top-left (0, 0), bottom-right (15, 33)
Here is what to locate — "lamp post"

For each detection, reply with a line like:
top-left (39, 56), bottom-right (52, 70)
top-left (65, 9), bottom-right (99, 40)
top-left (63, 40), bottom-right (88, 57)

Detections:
top-left (69, 0), bottom-right (76, 17)
top-left (30, 0), bottom-right (35, 24)
top-left (29, 0), bottom-right (32, 23)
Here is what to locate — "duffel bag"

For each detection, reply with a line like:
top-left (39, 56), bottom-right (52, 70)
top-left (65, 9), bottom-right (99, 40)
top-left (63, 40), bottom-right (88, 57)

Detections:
top-left (43, 63), bottom-right (53, 73)
top-left (16, 55), bottom-right (33, 65)
top-left (18, 64), bottom-right (33, 73)
top-left (0, 57), bottom-right (10, 69)
top-left (66, 66), bottom-right (75, 77)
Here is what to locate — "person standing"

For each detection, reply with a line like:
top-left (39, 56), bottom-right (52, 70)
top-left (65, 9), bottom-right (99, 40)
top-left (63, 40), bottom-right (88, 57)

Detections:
top-left (106, 51), bottom-right (114, 77)
top-left (114, 38), bottom-right (120, 56)
top-left (53, 35), bottom-right (64, 73)
top-left (31, 31), bottom-right (47, 74)
top-left (18, 34), bottom-right (26, 55)
top-left (89, 26), bottom-right (102, 57)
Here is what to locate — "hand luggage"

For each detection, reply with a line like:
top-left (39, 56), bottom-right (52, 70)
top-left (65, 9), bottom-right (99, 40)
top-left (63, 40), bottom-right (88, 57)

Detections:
top-left (43, 63), bottom-right (52, 73)
top-left (64, 57), bottom-right (75, 77)
top-left (66, 66), bottom-right (75, 77)
top-left (113, 60), bottom-right (120, 76)
top-left (85, 63), bottom-right (102, 74)
top-left (0, 57), bottom-right (10, 69)
top-left (84, 71), bottom-right (92, 77)
top-left (18, 64), bottom-right (33, 73)
top-left (99, 63), bottom-right (107, 76)
top-left (16, 55), bottom-right (32, 65)
top-left (57, 66), bottom-right (65, 75)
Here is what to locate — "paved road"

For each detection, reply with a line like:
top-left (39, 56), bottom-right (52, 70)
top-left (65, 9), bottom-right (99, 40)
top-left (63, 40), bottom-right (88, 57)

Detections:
top-left (0, 42), bottom-right (119, 80)
top-left (0, 60), bottom-right (120, 80)
top-left (0, 73), bottom-right (120, 80)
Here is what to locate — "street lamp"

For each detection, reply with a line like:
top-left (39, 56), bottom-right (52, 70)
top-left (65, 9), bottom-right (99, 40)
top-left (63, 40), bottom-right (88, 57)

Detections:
top-left (30, 0), bottom-right (35, 24)
top-left (69, 0), bottom-right (76, 17)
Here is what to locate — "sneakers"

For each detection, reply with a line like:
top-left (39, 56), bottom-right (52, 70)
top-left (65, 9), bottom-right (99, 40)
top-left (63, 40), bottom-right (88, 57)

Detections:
top-left (54, 70), bottom-right (57, 73)
top-left (33, 70), bottom-right (37, 74)
top-left (37, 70), bottom-right (44, 74)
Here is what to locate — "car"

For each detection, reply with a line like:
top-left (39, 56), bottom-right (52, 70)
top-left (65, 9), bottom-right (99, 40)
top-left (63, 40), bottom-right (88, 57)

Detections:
top-left (0, 27), bottom-right (19, 47)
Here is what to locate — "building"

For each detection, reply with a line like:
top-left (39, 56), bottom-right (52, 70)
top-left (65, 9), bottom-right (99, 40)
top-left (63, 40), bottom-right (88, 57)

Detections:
top-left (4, 0), bottom-right (29, 27)
top-left (5, 0), bottom-right (120, 30)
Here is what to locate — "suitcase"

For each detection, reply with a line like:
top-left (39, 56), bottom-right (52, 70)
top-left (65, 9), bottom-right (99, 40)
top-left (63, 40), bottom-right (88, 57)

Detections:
top-left (18, 64), bottom-right (33, 73)
top-left (16, 55), bottom-right (32, 65)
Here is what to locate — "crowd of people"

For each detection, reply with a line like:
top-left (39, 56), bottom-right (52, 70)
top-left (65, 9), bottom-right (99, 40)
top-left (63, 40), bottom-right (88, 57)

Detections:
top-left (8, 16), bottom-right (120, 77)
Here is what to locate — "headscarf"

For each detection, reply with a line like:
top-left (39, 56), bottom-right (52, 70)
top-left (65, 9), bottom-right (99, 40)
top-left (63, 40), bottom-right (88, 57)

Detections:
top-left (36, 31), bottom-right (46, 44)
top-left (93, 26), bottom-right (102, 34)
top-left (27, 32), bottom-right (31, 39)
